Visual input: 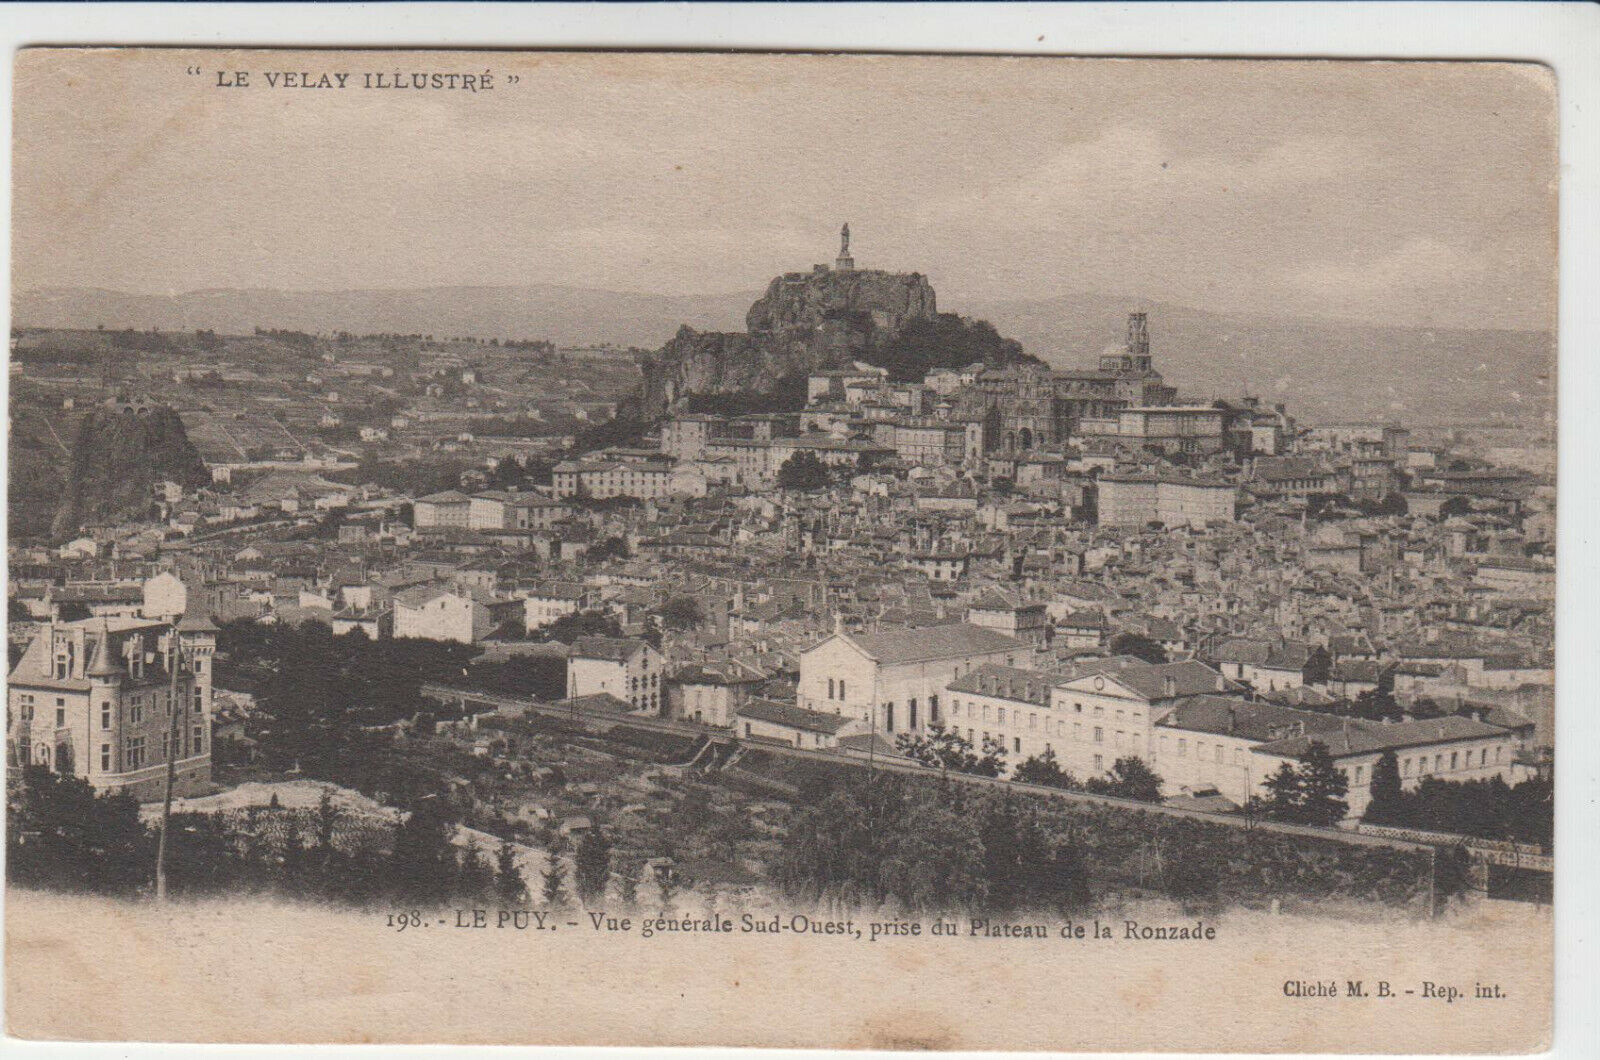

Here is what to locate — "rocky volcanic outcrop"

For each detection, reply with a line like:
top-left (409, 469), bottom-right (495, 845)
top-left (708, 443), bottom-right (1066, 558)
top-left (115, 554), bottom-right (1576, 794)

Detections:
top-left (633, 267), bottom-right (937, 419)
top-left (49, 401), bottom-right (209, 538)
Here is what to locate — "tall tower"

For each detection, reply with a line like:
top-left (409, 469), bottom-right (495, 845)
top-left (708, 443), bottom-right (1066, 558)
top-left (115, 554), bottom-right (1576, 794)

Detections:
top-left (86, 623), bottom-right (125, 783)
top-left (1126, 312), bottom-right (1151, 372)
top-left (835, 222), bottom-right (855, 271)
top-left (177, 612), bottom-right (218, 718)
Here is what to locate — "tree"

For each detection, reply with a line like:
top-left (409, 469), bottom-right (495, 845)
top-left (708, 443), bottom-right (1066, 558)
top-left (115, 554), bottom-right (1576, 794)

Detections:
top-left (1259, 743), bottom-right (1348, 826)
top-left (653, 861), bottom-right (682, 912)
top-left (574, 827), bottom-right (613, 903)
top-left (1439, 496), bottom-right (1473, 518)
top-left (540, 856), bottom-right (569, 908)
top-left (1352, 686), bottom-right (1402, 722)
top-left (543, 610), bottom-right (623, 644)
top-left (587, 536), bottom-right (631, 563)
top-left (1375, 492), bottom-right (1408, 517)
top-left (314, 787), bottom-right (339, 854)
top-left (1364, 750), bottom-right (1404, 824)
top-left (894, 724), bottom-right (1006, 777)
top-left (457, 841), bottom-right (495, 899)
top-left (1108, 632), bottom-right (1167, 665)
top-left (1295, 742), bottom-right (1350, 827)
top-left (870, 313), bottom-right (1041, 383)
top-left (1013, 747), bottom-right (1079, 790)
top-left (1084, 756), bottom-right (1165, 802)
top-left (1261, 761), bottom-right (1304, 822)
top-left (657, 596), bottom-right (706, 632)
top-left (1303, 646), bottom-right (1332, 687)
top-left (777, 451), bottom-right (833, 492)
top-left (390, 796), bottom-right (460, 903)
top-left (616, 862), bottom-right (641, 908)
top-left (6, 765), bottom-right (149, 895)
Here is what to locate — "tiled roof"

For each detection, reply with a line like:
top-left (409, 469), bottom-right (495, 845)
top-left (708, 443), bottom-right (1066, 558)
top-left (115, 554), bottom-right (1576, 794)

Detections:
top-left (1214, 637), bottom-right (1311, 671)
top-left (1060, 659), bottom-right (1238, 701)
top-left (1329, 659), bottom-right (1382, 682)
top-left (570, 635), bottom-right (649, 663)
top-left (840, 623), bottom-right (1026, 665)
top-left (737, 698), bottom-right (853, 734)
top-left (947, 663), bottom-right (1052, 706)
top-left (1255, 714), bottom-right (1512, 758)
top-left (1159, 697), bottom-right (1344, 742)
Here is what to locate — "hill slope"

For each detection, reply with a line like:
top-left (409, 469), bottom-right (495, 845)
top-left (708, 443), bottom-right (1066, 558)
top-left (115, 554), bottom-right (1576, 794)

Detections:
top-left (967, 293), bottom-right (1555, 426)
top-left (14, 285), bottom-right (758, 350)
top-left (15, 285), bottom-right (1553, 425)
top-left (8, 399), bottom-right (210, 541)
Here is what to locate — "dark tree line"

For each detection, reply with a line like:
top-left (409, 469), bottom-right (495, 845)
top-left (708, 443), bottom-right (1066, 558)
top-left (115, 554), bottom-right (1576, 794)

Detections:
top-left (1254, 742), bottom-right (1350, 827)
top-left (772, 773), bottom-right (1091, 914)
top-left (871, 314), bottom-right (1043, 384)
top-left (1011, 748), bottom-right (1166, 803)
top-left (776, 451), bottom-right (836, 492)
top-left (1363, 750), bottom-right (1552, 848)
top-left (7, 768), bottom-right (530, 907)
top-left (772, 767), bottom-right (1455, 914)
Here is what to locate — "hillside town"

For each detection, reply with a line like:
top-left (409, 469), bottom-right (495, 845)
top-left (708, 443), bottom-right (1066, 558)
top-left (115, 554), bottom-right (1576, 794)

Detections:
top-left (8, 231), bottom-right (1555, 911)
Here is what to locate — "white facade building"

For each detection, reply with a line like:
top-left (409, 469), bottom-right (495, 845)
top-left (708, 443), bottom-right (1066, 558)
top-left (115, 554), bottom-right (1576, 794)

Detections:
top-left (798, 623), bottom-right (1027, 739)
top-left (567, 636), bottom-right (665, 715)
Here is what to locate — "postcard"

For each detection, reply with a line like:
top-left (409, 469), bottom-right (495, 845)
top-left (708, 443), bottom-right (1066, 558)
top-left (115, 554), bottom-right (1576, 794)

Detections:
top-left (6, 47), bottom-right (1556, 1051)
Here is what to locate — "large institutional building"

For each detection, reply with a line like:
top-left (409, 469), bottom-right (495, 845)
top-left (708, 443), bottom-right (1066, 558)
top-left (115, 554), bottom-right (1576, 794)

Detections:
top-left (953, 313), bottom-right (1178, 453)
top-left (1096, 472), bottom-right (1238, 529)
top-left (795, 632), bottom-right (1527, 821)
top-left (7, 615), bottom-right (216, 800)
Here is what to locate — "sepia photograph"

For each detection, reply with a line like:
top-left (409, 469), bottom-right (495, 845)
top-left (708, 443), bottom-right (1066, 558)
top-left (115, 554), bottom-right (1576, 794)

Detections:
top-left (4, 43), bottom-right (1566, 1051)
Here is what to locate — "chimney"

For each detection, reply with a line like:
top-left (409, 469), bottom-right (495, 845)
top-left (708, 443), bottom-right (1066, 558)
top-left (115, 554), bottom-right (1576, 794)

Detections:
top-left (1163, 674), bottom-right (1177, 698)
top-left (1215, 673), bottom-right (1226, 692)
top-left (1227, 707), bottom-right (1236, 734)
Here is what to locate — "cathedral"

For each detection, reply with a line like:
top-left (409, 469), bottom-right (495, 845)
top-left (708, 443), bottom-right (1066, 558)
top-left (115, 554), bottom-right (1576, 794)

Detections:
top-left (956, 312), bottom-right (1176, 453)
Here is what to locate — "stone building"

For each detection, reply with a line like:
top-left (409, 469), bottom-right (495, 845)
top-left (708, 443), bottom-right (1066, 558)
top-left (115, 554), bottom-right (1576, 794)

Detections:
top-left (7, 615), bottom-right (215, 799)
top-left (954, 313), bottom-right (1176, 454)
top-left (798, 621), bottom-right (1028, 738)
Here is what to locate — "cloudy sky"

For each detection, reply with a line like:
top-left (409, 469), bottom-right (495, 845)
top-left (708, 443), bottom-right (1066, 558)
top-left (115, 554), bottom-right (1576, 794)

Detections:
top-left (13, 50), bottom-right (1556, 330)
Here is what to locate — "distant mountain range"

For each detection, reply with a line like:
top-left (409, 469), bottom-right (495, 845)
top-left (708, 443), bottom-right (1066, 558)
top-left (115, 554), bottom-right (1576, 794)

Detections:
top-left (14, 284), bottom-right (1553, 425)
top-left (13, 285), bottom-right (760, 350)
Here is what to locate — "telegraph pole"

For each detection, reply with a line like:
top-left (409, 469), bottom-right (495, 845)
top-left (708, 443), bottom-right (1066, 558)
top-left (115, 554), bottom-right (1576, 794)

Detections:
top-left (869, 699), bottom-right (877, 774)
top-left (154, 631), bottom-right (186, 901)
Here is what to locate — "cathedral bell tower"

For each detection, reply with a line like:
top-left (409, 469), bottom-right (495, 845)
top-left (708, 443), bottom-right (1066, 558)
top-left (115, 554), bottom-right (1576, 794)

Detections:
top-left (1126, 312), bottom-right (1152, 373)
top-left (835, 222), bottom-right (855, 271)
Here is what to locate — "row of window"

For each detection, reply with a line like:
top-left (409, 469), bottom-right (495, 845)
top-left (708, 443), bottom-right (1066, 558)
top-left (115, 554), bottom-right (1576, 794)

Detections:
top-left (1155, 734), bottom-right (1239, 765)
top-left (101, 726), bottom-right (208, 772)
top-left (957, 729), bottom-right (1026, 755)
top-left (877, 696), bottom-right (941, 733)
top-left (17, 694), bottom-right (68, 728)
top-left (1403, 746), bottom-right (1500, 776)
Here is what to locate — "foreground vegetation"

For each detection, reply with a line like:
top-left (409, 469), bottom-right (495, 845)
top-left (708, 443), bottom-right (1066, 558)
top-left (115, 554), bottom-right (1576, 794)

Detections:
top-left (771, 770), bottom-right (1458, 916)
